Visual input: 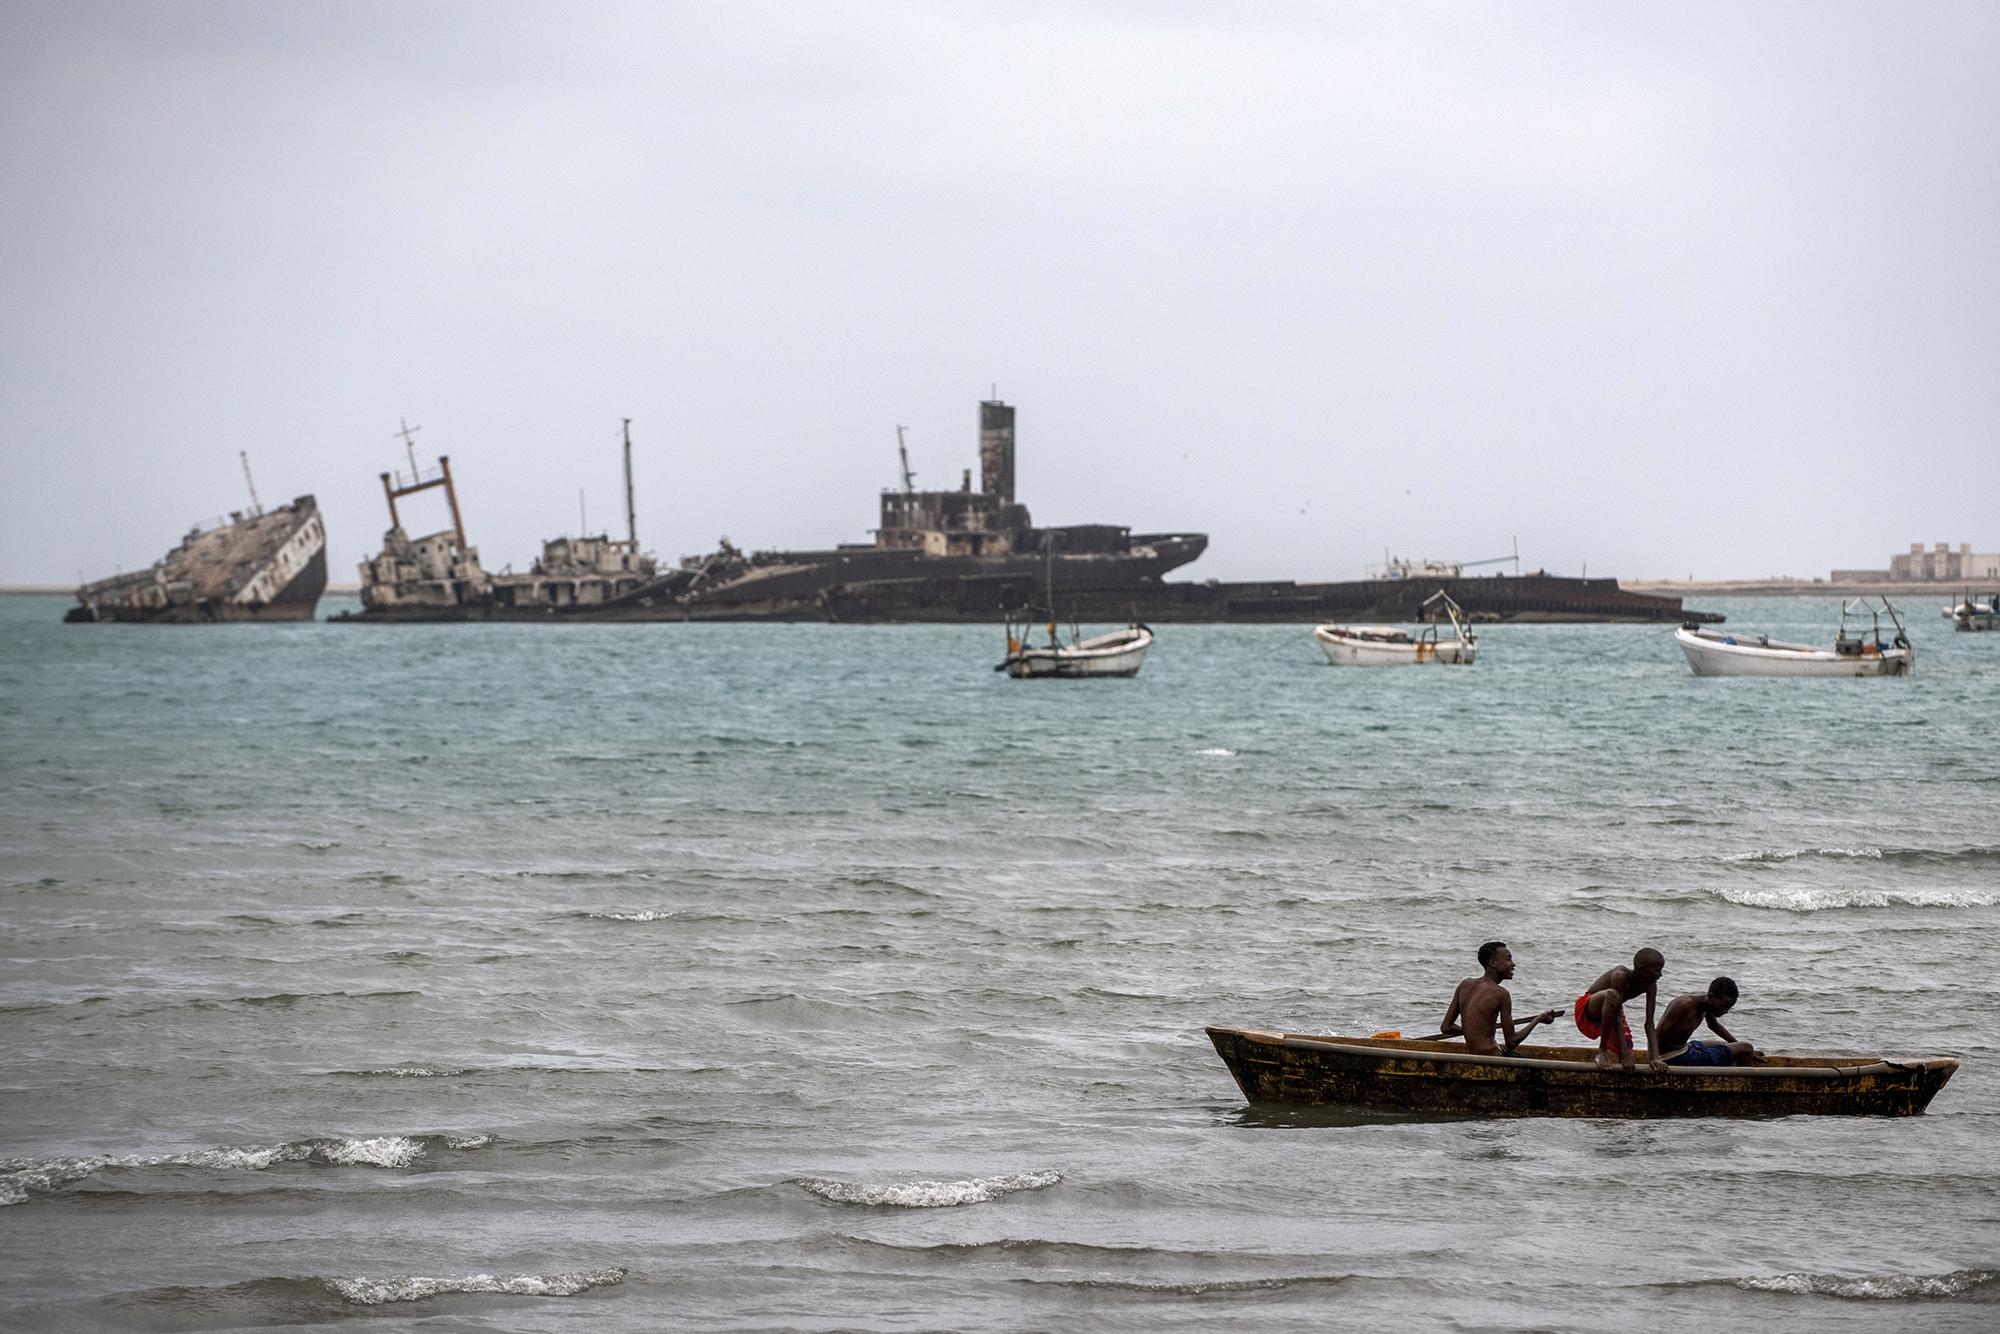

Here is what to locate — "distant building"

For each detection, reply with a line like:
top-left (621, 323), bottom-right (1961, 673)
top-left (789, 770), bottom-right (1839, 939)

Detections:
top-left (1832, 542), bottom-right (2000, 583)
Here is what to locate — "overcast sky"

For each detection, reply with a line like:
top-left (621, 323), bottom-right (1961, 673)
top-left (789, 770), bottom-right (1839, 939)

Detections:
top-left (4, 1), bottom-right (1996, 586)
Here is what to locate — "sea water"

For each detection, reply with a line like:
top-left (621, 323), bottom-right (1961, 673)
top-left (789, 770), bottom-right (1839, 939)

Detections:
top-left (1, 593), bottom-right (1995, 1331)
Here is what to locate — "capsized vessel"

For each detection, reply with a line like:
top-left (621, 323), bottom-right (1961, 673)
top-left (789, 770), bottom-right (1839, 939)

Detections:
top-left (67, 488), bottom-right (326, 624)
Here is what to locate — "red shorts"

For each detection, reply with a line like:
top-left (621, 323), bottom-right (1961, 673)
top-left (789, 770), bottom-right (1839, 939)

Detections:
top-left (1574, 994), bottom-right (1633, 1051)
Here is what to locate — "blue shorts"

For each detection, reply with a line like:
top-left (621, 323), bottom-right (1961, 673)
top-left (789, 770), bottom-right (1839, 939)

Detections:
top-left (1666, 1039), bottom-right (1734, 1067)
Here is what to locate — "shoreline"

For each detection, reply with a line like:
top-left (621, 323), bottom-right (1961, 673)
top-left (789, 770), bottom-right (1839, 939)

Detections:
top-left (1623, 579), bottom-right (1981, 599)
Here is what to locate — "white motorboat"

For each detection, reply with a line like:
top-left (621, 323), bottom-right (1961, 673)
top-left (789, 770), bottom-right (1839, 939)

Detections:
top-left (1676, 598), bottom-right (1913, 677)
top-left (999, 618), bottom-right (1153, 678)
top-left (1315, 591), bottom-right (1477, 667)
top-left (1942, 592), bottom-right (1997, 632)
top-left (997, 533), bottom-right (1155, 679)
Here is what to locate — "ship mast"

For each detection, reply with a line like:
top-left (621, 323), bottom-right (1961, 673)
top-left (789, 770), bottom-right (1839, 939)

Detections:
top-left (396, 418), bottom-right (421, 480)
top-left (239, 451), bottom-right (263, 516)
top-left (896, 424), bottom-right (916, 493)
top-left (623, 418), bottom-right (637, 546)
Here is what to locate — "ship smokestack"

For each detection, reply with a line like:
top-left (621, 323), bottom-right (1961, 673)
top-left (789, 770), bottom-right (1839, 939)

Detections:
top-left (979, 399), bottom-right (1014, 506)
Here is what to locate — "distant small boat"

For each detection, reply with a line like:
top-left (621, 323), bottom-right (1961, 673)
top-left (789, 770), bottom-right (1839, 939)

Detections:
top-left (1943, 592), bottom-right (1997, 632)
top-left (1207, 1027), bottom-right (1957, 1118)
top-left (1675, 598), bottom-right (1913, 677)
top-left (999, 616), bottom-right (1153, 679)
top-left (1314, 590), bottom-right (1476, 666)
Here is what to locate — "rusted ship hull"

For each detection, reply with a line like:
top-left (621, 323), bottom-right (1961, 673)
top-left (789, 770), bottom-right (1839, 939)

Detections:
top-left (812, 571), bottom-right (1712, 625)
top-left (66, 555), bottom-right (325, 623)
top-left (1208, 1028), bottom-right (1956, 1118)
top-left (67, 499), bottom-right (327, 624)
top-left (334, 566), bottom-right (1712, 624)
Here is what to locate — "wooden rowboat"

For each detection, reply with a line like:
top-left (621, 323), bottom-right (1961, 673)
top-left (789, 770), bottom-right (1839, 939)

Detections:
top-left (1207, 1027), bottom-right (1957, 1118)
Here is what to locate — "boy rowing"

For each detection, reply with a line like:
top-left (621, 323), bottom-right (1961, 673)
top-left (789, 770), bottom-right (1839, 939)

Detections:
top-left (1577, 948), bottom-right (1667, 1073)
top-left (1440, 941), bottom-right (1561, 1056)
top-left (1657, 977), bottom-right (1766, 1066)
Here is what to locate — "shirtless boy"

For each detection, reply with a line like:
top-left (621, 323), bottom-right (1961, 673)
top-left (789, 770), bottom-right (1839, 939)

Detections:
top-left (1440, 941), bottom-right (1560, 1056)
top-left (1576, 948), bottom-right (1667, 1073)
top-left (1657, 977), bottom-right (1765, 1066)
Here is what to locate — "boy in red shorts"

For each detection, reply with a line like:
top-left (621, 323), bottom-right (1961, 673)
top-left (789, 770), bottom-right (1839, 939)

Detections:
top-left (1576, 948), bottom-right (1667, 1073)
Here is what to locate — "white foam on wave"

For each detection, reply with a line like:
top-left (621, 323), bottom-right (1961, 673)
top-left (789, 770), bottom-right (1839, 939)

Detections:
top-left (1725, 847), bottom-right (1883, 863)
top-left (588, 910), bottom-right (675, 922)
top-left (326, 1266), bottom-right (627, 1305)
top-left (0, 1132), bottom-right (491, 1204)
top-left (796, 1169), bottom-right (1061, 1208)
top-left (355, 1066), bottom-right (472, 1078)
top-left (1736, 1268), bottom-right (1995, 1299)
top-left (1195, 747), bottom-right (1237, 757)
top-left (318, 1136), bottom-right (426, 1167)
top-left (1706, 885), bottom-right (1999, 912)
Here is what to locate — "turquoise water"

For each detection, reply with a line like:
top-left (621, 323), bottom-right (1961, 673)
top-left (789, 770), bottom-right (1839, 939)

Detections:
top-left (1, 593), bottom-right (1995, 1330)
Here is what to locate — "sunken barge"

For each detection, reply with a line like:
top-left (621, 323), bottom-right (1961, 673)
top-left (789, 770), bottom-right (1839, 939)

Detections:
top-left (334, 402), bottom-right (1715, 625)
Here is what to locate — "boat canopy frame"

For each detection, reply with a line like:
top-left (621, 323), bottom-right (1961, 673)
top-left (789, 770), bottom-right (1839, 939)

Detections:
top-left (1415, 589), bottom-right (1475, 651)
top-left (1835, 596), bottom-right (1910, 655)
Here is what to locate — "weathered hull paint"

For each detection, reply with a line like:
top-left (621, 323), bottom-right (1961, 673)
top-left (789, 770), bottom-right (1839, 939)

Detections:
top-left (1207, 1028), bottom-right (1957, 1118)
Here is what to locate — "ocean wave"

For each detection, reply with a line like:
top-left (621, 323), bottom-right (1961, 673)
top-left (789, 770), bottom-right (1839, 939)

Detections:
top-left (334, 1065), bottom-right (477, 1078)
top-left (1016, 1274), bottom-right (1350, 1297)
top-left (1195, 747), bottom-right (1237, 757)
top-left (110, 1268), bottom-right (626, 1316)
top-left (1705, 885), bottom-right (2000, 911)
top-left (1724, 845), bottom-right (2000, 868)
top-left (795, 1169), bottom-right (1061, 1208)
top-left (326, 1267), bottom-right (626, 1304)
top-left (828, 1234), bottom-right (1350, 1268)
top-left (0, 1132), bottom-right (491, 1205)
top-left (1733, 1268), bottom-right (1996, 1299)
top-left (173, 989), bottom-right (421, 1011)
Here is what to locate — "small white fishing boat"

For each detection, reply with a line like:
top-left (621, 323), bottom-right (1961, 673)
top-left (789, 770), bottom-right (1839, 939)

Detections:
top-left (1942, 592), bottom-right (1997, 632)
top-left (1676, 598), bottom-right (1913, 677)
top-left (998, 616), bottom-right (1153, 679)
top-left (1314, 591), bottom-right (1476, 667)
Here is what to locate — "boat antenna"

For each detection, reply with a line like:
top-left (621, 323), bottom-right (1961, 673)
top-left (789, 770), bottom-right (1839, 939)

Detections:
top-left (239, 450), bottom-right (263, 516)
top-left (579, 487), bottom-right (587, 536)
top-left (395, 418), bottom-right (422, 482)
top-left (622, 417), bottom-right (637, 546)
top-left (896, 424), bottom-right (916, 493)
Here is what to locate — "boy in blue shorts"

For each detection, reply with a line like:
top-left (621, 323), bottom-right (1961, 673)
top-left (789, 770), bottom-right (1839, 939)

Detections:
top-left (1657, 977), bottom-right (1765, 1066)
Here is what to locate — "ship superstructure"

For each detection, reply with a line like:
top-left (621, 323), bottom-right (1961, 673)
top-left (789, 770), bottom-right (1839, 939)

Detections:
top-left (351, 422), bottom-right (658, 616)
